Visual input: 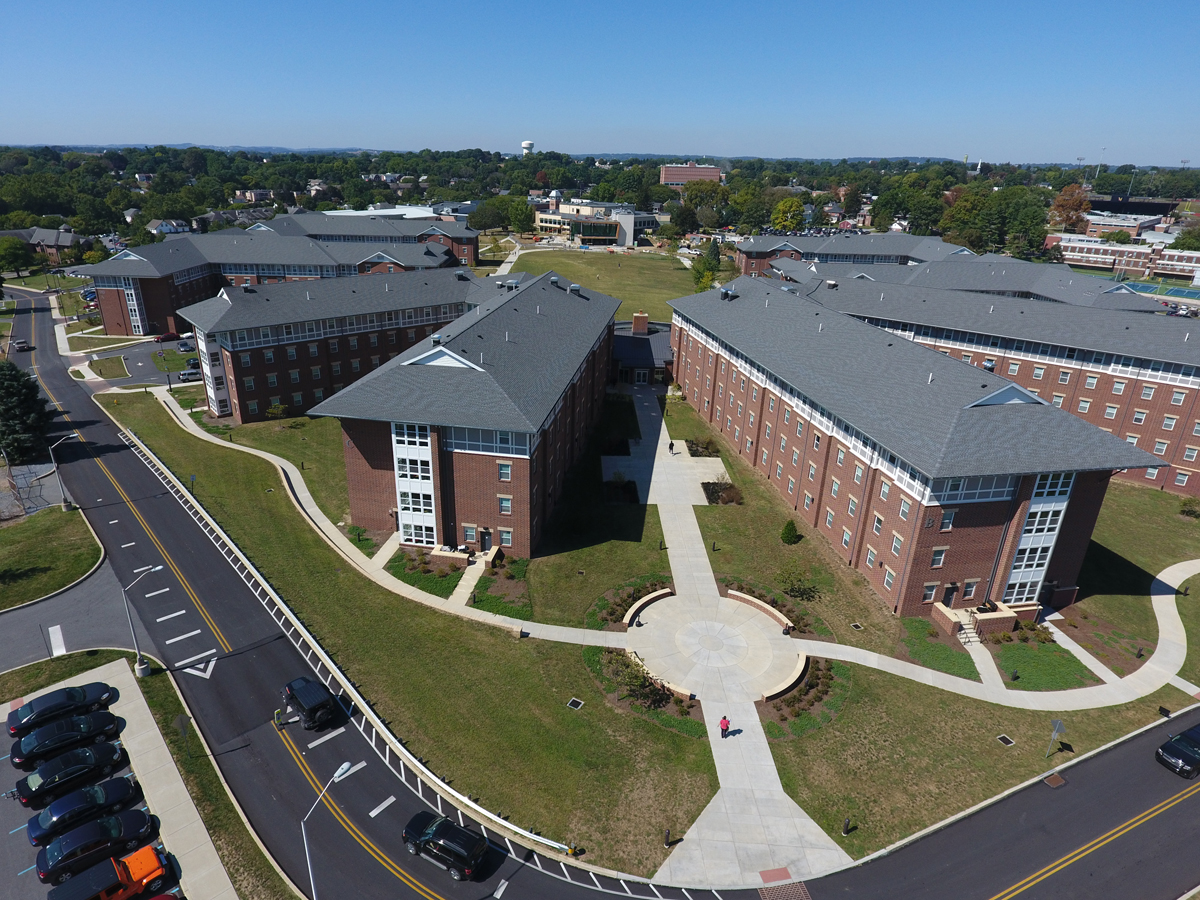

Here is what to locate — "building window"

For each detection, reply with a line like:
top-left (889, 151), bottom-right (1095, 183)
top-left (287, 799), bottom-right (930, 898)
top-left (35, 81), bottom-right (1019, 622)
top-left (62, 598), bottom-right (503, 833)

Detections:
top-left (1059, 370), bottom-right (1070, 384)
top-left (1141, 385), bottom-right (1155, 400)
top-left (931, 548), bottom-right (946, 568)
top-left (312, 388), bottom-right (323, 402)
top-left (329, 340), bottom-right (339, 353)
top-left (737, 402), bottom-right (743, 417)
top-left (808, 463), bottom-right (816, 481)
top-left (837, 448), bottom-right (845, 465)
top-left (940, 510), bottom-right (955, 531)
top-left (1127, 435), bottom-right (1139, 446)
top-left (854, 464), bottom-right (863, 484)
top-left (796, 421), bottom-right (803, 437)
top-left (880, 481), bottom-right (890, 501)
top-left (780, 436), bottom-right (787, 452)
top-left (287, 346), bottom-right (297, 360)
top-left (765, 423), bottom-right (771, 440)
top-left (309, 344), bottom-right (319, 358)
top-left (499, 496), bottom-right (512, 515)
top-left (825, 509), bottom-right (834, 528)
top-left (351, 359), bottom-right (361, 372)
top-left (463, 525), bottom-right (476, 543)
top-left (1085, 375), bottom-right (1098, 389)
top-left (1033, 366), bottom-right (1045, 380)
top-left (873, 514), bottom-right (883, 535)
top-left (1007, 362), bottom-right (1020, 375)
top-left (1194, 421), bottom-right (1200, 436)
top-left (848, 497), bottom-right (857, 517)
top-left (769, 397), bottom-right (775, 411)
top-left (749, 412), bottom-right (755, 427)
top-left (331, 362), bottom-right (341, 376)
top-left (311, 366), bottom-right (321, 379)
top-left (866, 547), bottom-right (876, 567)
top-left (804, 492), bottom-right (813, 510)
top-left (831, 479), bottom-right (840, 498)
top-left (247, 400), bottom-right (259, 415)
top-left (1176, 471), bottom-right (1190, 487)
top-left (266, 373), bottom-right (278, 388)
top-left (371, 356), bottom-right (380, 368)
top-left (290, 370), bottom-right (300, 384)
top-left (842, 528), bottom-right (851, 548)
top-left (962, 353), bottom-right (971, 363)
top-left (1155, 440), bottom-right (1169, 455)
top-left (791, 448), bottom-right (799, 465)
top-left (1113, 380), bottom-right (1126, 395)
top-left (813, 434), bottom-right (821, 451)
top-left (291, 392), bottom-right (303, 406)
top-left (263, 349), bottom-right (274, 363)
top-left (369, 334), bottom-right (379, 348)
top-left (1173, 390), bottom-right (1187, 406)
top-left (407, 329), bottom-right (416, 342)
top-left (884, 568), bottom-right (895, 590)
top-left (499, 528), bottom-right (513, 547)
top-left (1105, 404), bottom-right (1118, 419)
top-left (498, 462), bottom-right (512, 482)
top-left (761, 449), bottom-right (768, 464)
top-left (1146, 467), bottom-right (1159, 479)
top-left (922, 583), bottom-right (937, 603)
top-left (1133, 410), bottom-right (1147, 425)
top-left (349, 337), bottom-right (358, 350)
top-left (240, 353), bottom-right (251, 368)
top-left (1185, 447), bottom-right (1198, 462)
top-left (1077, 399), bottom-right (1090, 413)
top-left (1052, 394), bottom-right (1064, 408)
top-left (776, 463), bottom-right (783, 478)
top-left (243, 376), bottom-right (255, 390)
top-left (964, 581), bottom-right (977, 599)
top-left (1164, 416), bottom-right (1178, 431)
top-left (892, 534), bottom-right (903, 555)
top-left (269, 395), bottom-right (281, 407)
top-left (899, 498), bottom-right (911, 520)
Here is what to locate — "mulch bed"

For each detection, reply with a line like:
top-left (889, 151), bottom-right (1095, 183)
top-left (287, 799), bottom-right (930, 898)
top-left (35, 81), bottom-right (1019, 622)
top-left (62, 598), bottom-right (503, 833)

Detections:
top-left (1054, 605), bottom-right (1151, 676)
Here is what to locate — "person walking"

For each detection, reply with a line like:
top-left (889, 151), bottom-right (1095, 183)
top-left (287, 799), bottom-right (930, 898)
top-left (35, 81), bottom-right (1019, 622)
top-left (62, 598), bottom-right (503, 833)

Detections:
top-left (668, 440), bottom-right (675, 455)
top-left (719, 715), bottom-right (730, 739)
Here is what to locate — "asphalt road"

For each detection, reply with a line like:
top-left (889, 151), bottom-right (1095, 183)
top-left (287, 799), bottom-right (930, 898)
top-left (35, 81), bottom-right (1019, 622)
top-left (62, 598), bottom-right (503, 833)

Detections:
top-left (5, 284), bottom-right (1200, 900)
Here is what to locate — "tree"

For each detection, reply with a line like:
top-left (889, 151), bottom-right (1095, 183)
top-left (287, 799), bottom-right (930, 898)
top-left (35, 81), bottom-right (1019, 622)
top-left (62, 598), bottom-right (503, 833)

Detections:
top-left (1104, 229), bottom-right (1132, 244)
top-left (1049, 184), bottom-right (1090, 233)
top-left (0, 360), bottom-right (52, 463)
top-left (842, 185), bottom-right (863, 219)
top-left (0, 236), bottom-right (33, 277)
top-left (771, 197), bottom-right (806, 230)
top-left (1172, 224), bottom-right (1200, 252)
top-left (508, 202), bottom-right (534, 234)
top-left (808, 203), bottom-right (828, 227)
top-left (671, 203), bottom-right (699, 234)
top-left (781, 519), bottom-right (800, 545)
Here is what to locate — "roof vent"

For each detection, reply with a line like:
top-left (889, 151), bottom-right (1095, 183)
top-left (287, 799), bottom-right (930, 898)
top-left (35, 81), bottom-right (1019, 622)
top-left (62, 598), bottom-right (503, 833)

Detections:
top-left (826, 280), bottom-right (838, 289)
top-left (432, 333), bottom-right (442, 345)
top-left (569, 284), bottom-right (582, 294)
top-left (550, 276), bottom-right (559, 286)
top-left (454, 269), bottom-right (466, 280)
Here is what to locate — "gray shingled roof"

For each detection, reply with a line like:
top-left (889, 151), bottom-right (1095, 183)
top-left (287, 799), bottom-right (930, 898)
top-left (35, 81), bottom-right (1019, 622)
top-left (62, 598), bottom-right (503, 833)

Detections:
top-left (309, 272), bottom-right (621, 434)
top-left (257, 213), bottom-right (476, 240)
top-left (813, 278), bottom-right (1200, 369)
top-left (669, 277), bottom-right (1158, 480)
top-left (76, 240), bottom-right (212, 278)
top-left (177, 270), bottom-right (517, 335)
top-left (736, 232), bottom-right (974, 262)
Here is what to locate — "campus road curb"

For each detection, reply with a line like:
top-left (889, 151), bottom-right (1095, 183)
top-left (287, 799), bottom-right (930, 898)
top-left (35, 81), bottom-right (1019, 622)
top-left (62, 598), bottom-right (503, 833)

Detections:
top-left (0, 506), bottom-right (107, 616)
top-left (812, 697), bottom-right (1200, 882)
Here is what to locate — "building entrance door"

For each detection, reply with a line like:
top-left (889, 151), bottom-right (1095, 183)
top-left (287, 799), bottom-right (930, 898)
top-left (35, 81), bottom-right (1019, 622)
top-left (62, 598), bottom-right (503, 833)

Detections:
top-left (481, 530), bottom-right (492, 551)
top-left (942, 585), bottom-right (958, 607)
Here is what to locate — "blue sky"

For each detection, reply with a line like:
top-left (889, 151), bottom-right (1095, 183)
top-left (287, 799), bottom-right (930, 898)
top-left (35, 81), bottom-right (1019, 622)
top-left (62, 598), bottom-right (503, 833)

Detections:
top-left (8, 0), bottom-right (1197, 165)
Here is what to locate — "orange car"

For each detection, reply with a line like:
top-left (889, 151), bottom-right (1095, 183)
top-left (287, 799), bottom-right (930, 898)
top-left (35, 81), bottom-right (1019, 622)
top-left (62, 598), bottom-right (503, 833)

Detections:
top-left (46, 844), bottom-right (169, 900)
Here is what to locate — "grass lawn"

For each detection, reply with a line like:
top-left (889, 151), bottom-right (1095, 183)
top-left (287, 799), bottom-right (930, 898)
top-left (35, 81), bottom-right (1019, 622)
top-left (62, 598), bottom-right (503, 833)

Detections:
top-left (900, 618), bottom-right (980, 681)
top-left (772, 663), bottom-right (1191, 859)
top-left (10, 273), bottom-right (90, 291)
top-left (103, 391), bottom-right (717, 875)
top-left (88, 355), bottom-right (130, 380)
top-left (0, 508), bottom-right (101, 610)
top-left (662, 397), bottom-right (903, 653)
top-left (1179, 574), bottom-right (1200, 687)
top-left (527, 394), bottom-right (669, 627)
top-left (992, 641), bottom-right (1100, 691)
top-left (153, 347), bottom-right (193, 372)
top-left (68, 334), bottom-right (144, 352)
top-left (0, 652), bottom-right (293, 900)
top-left (510, 250), bottom-right (693, 322)
top-left (385, 553), bottom-right (465, 599)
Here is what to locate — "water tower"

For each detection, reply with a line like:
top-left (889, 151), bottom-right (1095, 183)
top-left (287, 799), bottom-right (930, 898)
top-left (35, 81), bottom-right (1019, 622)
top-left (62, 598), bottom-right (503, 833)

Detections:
top-left (521, 140), bottom-right (534, 156)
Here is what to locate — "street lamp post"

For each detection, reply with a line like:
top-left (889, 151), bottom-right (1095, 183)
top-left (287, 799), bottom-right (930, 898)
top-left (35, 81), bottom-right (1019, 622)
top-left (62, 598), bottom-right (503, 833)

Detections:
top-left (121, 565), bottom-right (162, 677)
top-left (48, 433), bottom-right (79, 512)
top-left (302, 761), bottom-right (352, 900)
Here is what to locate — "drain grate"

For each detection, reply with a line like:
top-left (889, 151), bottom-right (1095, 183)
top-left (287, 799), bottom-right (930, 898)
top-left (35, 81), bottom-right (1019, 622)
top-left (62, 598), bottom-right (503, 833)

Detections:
top-left (760, 881), bottom-right (813, 900)
top-left (849, 622), bottom-right (864, 630)
top-left (566, 698), bottom-right (584, 710)
top-left (1044, 772), bottom-right (1066, 788)
top-left (997, 734), bottom-right (1015, 746)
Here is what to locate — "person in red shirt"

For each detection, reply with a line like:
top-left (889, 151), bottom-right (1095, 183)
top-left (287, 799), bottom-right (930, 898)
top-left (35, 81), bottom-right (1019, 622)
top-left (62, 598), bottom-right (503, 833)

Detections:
top-left (719, 715), bottom-right (730, 739)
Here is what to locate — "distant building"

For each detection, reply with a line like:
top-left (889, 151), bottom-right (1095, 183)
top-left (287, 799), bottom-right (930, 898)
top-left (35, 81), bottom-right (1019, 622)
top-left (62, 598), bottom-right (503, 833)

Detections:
top-left (233, 189), bottom-right (275, 203)
top-left (146, 219), bottom-right (191, 235)
top-left (27, 227), bottom-right (93, 264)
top-left (1084, 213), bottom-right (1162, 239)
top-left (735, 233), bottom-right (975, 275)
top-left (660, 162), bottom-right (723, 191)
top-left (1049, 234), bottom-right (1200, 282)
top-left (613, 312), bottom-right (673, 385)
top-left (123, 208), bottom-right (140, 224)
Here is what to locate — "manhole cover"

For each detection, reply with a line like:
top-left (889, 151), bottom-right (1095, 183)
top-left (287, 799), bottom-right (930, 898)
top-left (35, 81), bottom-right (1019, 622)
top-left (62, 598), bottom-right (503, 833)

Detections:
top-left (1044, 772), bottom-right (1066, 788)
top-left (566, 698), bottom-right (584, 710)
top-left (849, 623), bottom-right (863, 630)
top-left (997, 734), bottom-right (1014, 746)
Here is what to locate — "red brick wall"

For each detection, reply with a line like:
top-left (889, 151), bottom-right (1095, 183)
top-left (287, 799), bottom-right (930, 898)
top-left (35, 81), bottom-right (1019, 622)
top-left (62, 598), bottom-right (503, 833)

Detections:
top-left (342, 419), bottom-right (395, 531)
top-left (1043, 470), bottom-right (1110, 604)
top-left (438, 444), bottom-right (532, 557)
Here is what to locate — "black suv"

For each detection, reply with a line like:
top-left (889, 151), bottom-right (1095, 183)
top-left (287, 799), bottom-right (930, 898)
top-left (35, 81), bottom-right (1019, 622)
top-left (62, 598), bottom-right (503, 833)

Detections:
top-left (402, 811), bottom-right (488, 882)
top-left (1156, 724), bottom-right (1200, 778)
top-left (280, 677), bottom-right (337, 730)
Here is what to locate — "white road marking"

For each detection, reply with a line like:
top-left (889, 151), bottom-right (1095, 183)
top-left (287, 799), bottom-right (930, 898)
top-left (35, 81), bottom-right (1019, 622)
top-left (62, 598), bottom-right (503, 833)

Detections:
top-left (133, 565), bottom-right (153, 573)
top-left (108, 520), bottom-right (118, 525)
top-left (183, 659), bottom-right (216, 679)
top-left (174, 649), bottom-right (217, 666)
top-left (156, 610), bottom-right (186, 622)
top-left (368, 795), bottom-right (396, 818)
top-left (165, 630), bottom-right (201, 645)
top-left (120, 542), bottom-right (136, 548)
top-left (48, 625), bottom-right (66, 657)
top-left (333, 761), bottom-right (366, 782)
top-left (493, 879), bottom-right (509, 898)
top-left (306, 727), bottom-right (345, 749)
top-left (144, 588), bottom-right (170, 598)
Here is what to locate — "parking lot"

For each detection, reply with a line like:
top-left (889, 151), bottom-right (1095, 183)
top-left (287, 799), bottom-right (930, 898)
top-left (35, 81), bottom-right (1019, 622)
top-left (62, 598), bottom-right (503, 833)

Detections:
top-left (2, 660), bottom-right (233, 900)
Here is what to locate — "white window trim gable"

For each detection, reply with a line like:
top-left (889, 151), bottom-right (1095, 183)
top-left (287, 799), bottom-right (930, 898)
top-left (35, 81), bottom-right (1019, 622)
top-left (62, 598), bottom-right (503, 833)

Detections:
top-left (359, 251), bottom-right (404, 265)
top-left (246, 223), bottom-right (274, 231)
top-left (969, 383), bottom-right (1046, 408)
top-left (403, 346), bottom-right (483, 370)
top-left (109, 249), bottom-right (148, 262)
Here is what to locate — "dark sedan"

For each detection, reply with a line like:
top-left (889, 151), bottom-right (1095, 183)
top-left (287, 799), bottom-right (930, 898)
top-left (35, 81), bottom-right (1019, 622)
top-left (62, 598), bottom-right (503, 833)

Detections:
top-left (16, 743), bottom-right (125, 808)
top-left (36, 808), bottom-right (154, 885)
top-left (27, 777), bottom-right (140, 847)
top-left (1156, 724), bottom-right (1200, 778)
top-left (7, 683), bottom-right (114, 738)
top-left (11, 711), bottom-right (119, 770)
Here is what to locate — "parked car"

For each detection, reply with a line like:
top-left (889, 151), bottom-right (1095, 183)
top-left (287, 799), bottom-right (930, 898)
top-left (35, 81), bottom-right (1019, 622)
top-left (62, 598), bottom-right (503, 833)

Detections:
top-left (186, 358), bottom-right (200, 369)
top-left (45, 844), bottom-right (168, 900)
top-left (10, 711), bottom-right (119, 770)
top-left (280, 676), bottom-right (337, 730)
top-left (175, 369), bottom-right (202, 383)
top-left (10, 338), bottom-right (30, 351)
top-left (152, 333), bottom-right (179, 343)
top-left (176, 341), bottom-right (194, 352)
top-left (27, 777), bottom-right (141, 847)
top-left (16, 743), bottom-right (125, 808)
top-left (1156, 724), bottom-right (1200, 778)
top-left (8, 683), bottom-right (114, 738)
top-left (37, 809), bottom-right (153, 885)
top-left (402, 811), bottom-right (488, 882)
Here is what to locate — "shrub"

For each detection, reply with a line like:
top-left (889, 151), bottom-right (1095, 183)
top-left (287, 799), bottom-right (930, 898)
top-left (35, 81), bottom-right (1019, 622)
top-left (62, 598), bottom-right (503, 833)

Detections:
top-left (927, 626), bottom-right (939, 638)
top-left (435, 568), bottom-right (447, 578)
top-left (1182, 497), bottom-right (1200, 519)
top-left (778, 559), bottom-right (821, 603)
top-left (264, 403), bottom-right (286, 419)
top-left (999, 630), bottom-right (1014, 642)
top-left (1017, 630), bottom-right (1030, 642)
top-left (781, 519), bottom-right (800, 545)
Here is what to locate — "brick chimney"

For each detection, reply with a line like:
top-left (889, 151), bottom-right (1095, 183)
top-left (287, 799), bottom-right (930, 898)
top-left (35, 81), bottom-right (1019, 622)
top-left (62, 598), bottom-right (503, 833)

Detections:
top-left (632, 311), bottom-right (649, 335)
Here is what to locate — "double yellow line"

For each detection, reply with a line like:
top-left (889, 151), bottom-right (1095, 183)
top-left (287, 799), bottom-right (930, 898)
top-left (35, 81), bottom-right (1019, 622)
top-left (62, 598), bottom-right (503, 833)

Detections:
top-left (29, 327), bottom-right (231, 655)
top-left (276, 728), bottom-right (446, 900)
top-left (989, 775), bottom-right (1200, 899)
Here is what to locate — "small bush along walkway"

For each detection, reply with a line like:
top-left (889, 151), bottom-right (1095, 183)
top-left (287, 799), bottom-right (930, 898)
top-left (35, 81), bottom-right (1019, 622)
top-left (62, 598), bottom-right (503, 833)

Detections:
top-left (714, 576), bottom-right (832, 637)
top-left (897, 618), bottom-right (980, 682)
top-left (386, 547), bottom-right (466, 599)
top-left (583, 646), bottom-right (707, 739)
top-left (586, 574), bottom-right (673, 630)
top-left (469, 556), bottom-right (532, 619)
top-left (759, 659), bottom-right (852, 739)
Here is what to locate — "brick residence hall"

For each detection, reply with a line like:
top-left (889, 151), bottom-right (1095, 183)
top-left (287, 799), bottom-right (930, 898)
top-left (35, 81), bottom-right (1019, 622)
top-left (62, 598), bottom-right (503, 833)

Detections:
top-left (670, 276), bottom-right (1157, 621)
top-left (307, 272), bottom-right (621, 558)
